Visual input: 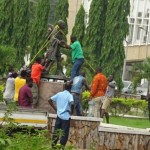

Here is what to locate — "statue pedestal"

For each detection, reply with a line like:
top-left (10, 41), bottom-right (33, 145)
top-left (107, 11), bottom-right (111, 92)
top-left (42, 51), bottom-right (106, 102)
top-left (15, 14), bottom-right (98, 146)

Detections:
top-left (41, 74), bottom-right (69, 82)
top-left (38, 75), bottom-right (69, 112)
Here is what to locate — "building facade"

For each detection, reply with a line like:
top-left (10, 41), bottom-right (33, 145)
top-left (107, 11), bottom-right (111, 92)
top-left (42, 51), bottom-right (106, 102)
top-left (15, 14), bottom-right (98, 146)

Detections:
top-left (125, 0), bottom-right (150, 80)
top-left (67, 0), bottom-right (91, 40)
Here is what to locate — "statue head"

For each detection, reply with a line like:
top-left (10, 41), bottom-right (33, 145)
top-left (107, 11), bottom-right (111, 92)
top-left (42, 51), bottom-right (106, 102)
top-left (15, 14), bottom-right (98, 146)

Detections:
top-left (57, 20), bottom-right (66, 30)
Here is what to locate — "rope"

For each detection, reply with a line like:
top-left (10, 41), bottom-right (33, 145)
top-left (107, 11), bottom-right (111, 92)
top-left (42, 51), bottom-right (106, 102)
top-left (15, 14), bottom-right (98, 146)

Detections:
top-left (29, 25), bottom-right (65, 66)
top-left (84, 59), bottom-right (95, 73)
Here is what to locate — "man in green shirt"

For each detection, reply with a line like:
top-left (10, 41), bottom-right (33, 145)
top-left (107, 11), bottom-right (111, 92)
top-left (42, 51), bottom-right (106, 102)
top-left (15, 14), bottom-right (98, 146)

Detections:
top-left (62, 36), bottom-right (84, 79)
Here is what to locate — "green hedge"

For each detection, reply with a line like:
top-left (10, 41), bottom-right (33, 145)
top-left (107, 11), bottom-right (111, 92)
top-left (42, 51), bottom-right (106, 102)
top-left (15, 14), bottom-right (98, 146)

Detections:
top-left (110, 98), bottom-right (148, 117)
top-left (0, 84), bottom-right (4, 102)
top-left (82, 91), bottom-right (148, 117)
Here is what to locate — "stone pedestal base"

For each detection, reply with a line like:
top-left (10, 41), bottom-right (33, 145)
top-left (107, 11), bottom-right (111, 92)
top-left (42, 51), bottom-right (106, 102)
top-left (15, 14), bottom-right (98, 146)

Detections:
top-left (37, 80), bottom-right (64, 112)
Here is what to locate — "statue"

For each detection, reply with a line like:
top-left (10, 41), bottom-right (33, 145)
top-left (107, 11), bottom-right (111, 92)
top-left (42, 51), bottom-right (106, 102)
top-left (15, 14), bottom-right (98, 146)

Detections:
top-left (43, 20), bottom-right (66, 76)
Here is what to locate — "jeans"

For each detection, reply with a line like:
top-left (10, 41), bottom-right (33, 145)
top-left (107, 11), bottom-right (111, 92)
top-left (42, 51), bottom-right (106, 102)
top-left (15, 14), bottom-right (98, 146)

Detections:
top-left (52, 116), bottom-right (70, 148)
top-left (71, 58), bottom-right (84, 79)
top-left (73, 94), bottom-right (83, 116)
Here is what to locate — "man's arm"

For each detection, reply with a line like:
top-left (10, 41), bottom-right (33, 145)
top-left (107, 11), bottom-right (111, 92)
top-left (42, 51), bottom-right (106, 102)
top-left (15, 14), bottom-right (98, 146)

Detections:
top-left (28, 97), bottom-right (33, 103)
top-left (82, 79), bottom-right (90, 91)
top-left (68, 80), bottom-right (73, 86)
top-left (26, 89), bottom-right (33, 103)
top-left (60, 40), bottom-right (72, 49)
top-left (70, 103), bottom-right (74, 115)
top-left (108, 81), bottom-right (116, 88)
top-left (41, 58), bottom-right (46, 66)
top-left (48, 99), bottom-right (57, 112)
top-left (64, 44), bottom-right (72, 49)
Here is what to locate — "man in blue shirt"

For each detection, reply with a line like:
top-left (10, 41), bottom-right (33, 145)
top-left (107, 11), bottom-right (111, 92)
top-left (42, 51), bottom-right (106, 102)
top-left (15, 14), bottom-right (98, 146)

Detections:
top-left (71, 71), bottom-right (90, 116)
top-left (48, 83), bottom-right (73, 148)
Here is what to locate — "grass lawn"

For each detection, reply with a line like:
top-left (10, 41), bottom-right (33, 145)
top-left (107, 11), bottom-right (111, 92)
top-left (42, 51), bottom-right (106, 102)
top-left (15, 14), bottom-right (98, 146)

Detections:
top-left (103, 116), bottom-right (150, 129)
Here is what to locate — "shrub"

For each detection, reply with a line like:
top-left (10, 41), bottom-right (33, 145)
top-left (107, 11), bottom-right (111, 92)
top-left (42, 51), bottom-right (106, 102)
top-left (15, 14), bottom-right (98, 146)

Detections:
top-left (110, 97), bottom-right (148, 116)
top-left (82, 91), bottom-right (90, 110)
top-left (0, 84), bottom-right (4, 102)
top-left (0, 45), bottom-right (17, 75)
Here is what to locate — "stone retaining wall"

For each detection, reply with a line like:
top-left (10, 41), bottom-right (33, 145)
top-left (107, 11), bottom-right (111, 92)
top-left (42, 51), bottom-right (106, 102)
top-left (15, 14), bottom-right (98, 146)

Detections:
top-left (47, 114), bottom-right (102, 149)
top-left (98, 132), bottom-right (150, 150)
top-left (47, 114), bottom-right (150, 150)
top-left (98, 124), bottom-right (150, 150)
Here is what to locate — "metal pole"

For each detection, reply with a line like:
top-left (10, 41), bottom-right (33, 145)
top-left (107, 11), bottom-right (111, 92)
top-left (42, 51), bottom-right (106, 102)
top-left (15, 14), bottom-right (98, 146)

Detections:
top-left (139, 26), bottom-right (149, 58)
top-left (122, 40), bottom-right (128, 81)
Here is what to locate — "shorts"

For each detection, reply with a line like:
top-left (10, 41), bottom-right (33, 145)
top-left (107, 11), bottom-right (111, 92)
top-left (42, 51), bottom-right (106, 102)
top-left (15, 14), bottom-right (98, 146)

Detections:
top-left (102, 96), bottom-right (112, 110)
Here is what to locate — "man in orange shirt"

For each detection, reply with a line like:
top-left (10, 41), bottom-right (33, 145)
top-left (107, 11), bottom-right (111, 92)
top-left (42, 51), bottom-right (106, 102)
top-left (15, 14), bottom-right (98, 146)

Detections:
top-left (31, 57), bottom-right (45, 108)
top-left (89, 67), bottom-right (108, 117)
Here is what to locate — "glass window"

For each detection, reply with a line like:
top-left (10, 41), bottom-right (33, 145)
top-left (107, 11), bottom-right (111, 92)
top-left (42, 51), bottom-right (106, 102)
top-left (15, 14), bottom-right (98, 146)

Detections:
top-left (138, 12), bottom-right (142, 17)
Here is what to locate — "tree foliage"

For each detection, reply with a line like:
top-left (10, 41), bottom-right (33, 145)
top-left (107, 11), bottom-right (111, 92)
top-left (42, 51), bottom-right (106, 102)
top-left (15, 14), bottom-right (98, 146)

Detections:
top-left (13, 0), bottom-right (29, 62)
top-left (0, 0), bottom-right (14, 45)
top-left (54, 0), bottom-right (69, 34)
top-left (100, 0), bottom-right (130, 90)
top-left (30, 0), bottom-right (50, 57)
top-left (71, 5), bottom-right (85, 46)
top-left (84, 0), bottom-right (108, 57)
top-left (111, 97), bottom-right (148, 117)
top-left (0, 45), bottom-right (16, 75)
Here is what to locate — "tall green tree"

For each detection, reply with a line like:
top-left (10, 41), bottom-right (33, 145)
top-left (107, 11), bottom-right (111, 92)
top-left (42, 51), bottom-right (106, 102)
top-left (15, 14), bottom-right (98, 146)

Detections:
top-left (0, 0), bottom-right (14, 45)
top-left (83, 0), bottom-right (108, 57)
top-left (30, 0), bottom-right (50, 57)
top-left (100, 0), bottom-right (130, 90)
top-left (71, 5), bottom-right (85, 46)
top-left (13, 0), bottom-right (29, 62)
top-left (0, 45), bottom-right (16, 75)
top-left (54, 0), bottom-right (69, 34)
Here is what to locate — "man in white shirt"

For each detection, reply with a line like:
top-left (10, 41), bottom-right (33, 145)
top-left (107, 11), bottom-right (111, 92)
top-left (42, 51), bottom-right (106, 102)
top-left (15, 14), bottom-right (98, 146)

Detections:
top-left (101, 75), bottom-right (116, 123)
top-left (3, 73), bottom-right (18, 104)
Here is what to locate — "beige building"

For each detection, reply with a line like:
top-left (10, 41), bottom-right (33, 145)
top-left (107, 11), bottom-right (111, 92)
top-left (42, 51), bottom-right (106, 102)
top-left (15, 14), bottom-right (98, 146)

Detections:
top-left (124, 0), bottom-right (150, 80)
top-left (67, 0), bottom-right (83, 41)
top-left (124, 45), bottom-right (150, 80)
top-left (67, 0), bottom-right (90, 41)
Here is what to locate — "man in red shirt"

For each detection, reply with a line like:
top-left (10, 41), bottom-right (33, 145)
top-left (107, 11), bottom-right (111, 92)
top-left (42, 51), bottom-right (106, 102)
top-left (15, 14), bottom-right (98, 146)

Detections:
top-left (31, 57), bottom-right (44, 108)
top-left (89, 67), bottom-right (108, 117)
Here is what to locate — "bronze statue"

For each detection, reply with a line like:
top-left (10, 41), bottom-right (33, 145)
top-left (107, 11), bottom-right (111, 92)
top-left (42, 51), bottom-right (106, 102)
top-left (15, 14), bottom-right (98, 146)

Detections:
top-left (43, 20), bottom-right (66, 76)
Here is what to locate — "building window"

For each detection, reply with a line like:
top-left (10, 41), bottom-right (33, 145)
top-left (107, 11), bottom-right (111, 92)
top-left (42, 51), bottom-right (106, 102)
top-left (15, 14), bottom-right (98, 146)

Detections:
top-left (138, 12), bottom-right (142, 17)
top-left (130, 18), bottom-right (135, 24)
top-left (137, 19), bottom-right (142, 25)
